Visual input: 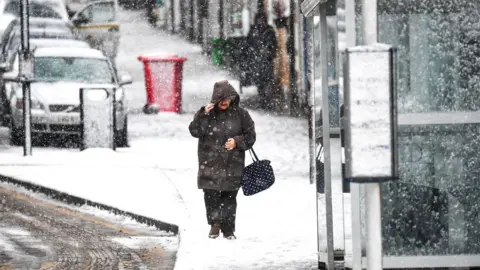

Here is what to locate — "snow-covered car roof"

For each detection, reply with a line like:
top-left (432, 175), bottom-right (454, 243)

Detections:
top-left (3, 16), bottom-right (74, 40)
top-left (31, 38), bottom-right (90, 48)
top-left (34, 47), bottom-right (107, 59)
top-left (0, 13), bottom-right (15, 37)
top-left (0, 13), bottom-right (15, 27)
top-left (0, 0), bottom-right (69, 22)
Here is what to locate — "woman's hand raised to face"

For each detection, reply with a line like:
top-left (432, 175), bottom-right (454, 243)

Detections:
top-left (225, 138), bottom-right (236, 151)
top-left (205, 103), bottom-right (215, 114)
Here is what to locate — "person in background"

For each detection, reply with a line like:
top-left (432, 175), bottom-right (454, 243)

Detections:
top-left (247, 12), bottom-right (277, 110)
top-left (188, 80), bottom-right (256, 240)
top-left (145, 0), bottom-right (164, 27)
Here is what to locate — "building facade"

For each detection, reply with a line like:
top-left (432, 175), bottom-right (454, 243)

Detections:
top-left (164, 0), bottom-right (313, 115)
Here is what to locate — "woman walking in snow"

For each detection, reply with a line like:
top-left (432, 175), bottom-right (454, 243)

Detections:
top-left (188, 80), bottom-right (256, 240)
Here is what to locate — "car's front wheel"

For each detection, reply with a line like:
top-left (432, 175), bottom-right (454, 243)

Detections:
top-left (115, 116), bottom-right (129, 148)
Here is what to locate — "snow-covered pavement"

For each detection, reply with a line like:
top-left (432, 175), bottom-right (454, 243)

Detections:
top-left (0, 8), bottom-right (324, 269)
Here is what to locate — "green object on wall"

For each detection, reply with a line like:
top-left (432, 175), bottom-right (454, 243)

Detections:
top-left (211, 38), bottom-right (226, 66)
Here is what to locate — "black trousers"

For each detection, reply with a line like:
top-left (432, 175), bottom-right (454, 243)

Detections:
top-left (203, 189), bottom-right (238, 232)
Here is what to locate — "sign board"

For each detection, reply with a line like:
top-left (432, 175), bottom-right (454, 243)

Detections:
top-left (80, 88), bottom-right (115, 150)
top-left (19, 52), bottom-right (34, 81)
top-left (343, 44), bottom-right (398, 182)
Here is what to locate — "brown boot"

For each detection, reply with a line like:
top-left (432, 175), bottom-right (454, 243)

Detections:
top-left (222, 231), bottom-right (236, 240)
top-left (208, 223), bottom-right (220, 239)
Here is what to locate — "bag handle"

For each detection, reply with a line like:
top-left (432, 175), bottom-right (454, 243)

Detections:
top-left (249, 147), bottom-right (259, 162)
top-left (239, 110), bottom-right (259, 162)
top-left (244, 138), bottom-right (259, 162)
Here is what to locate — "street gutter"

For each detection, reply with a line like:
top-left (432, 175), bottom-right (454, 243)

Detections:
top-left (0, 174), bottom-right (179, 235)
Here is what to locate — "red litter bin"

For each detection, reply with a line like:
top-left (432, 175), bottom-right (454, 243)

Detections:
top-left (138, 54), bottom-right (187, 114)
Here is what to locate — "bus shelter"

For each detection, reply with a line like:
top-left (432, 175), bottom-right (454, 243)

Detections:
top-left (302, 0), bottom-right (480, 269)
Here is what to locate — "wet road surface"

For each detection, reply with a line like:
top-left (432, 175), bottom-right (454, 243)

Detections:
top-left (0, 183), bottom-right (177, 269)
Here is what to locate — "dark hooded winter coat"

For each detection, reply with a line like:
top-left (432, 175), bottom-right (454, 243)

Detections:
top-left (189, 81), bottom-right (256, 191)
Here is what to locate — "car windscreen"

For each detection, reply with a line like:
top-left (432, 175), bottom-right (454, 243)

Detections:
top-left (34, 57), bottom-right (114, 84)
top-left (5, 1), bottom-right (63, 19)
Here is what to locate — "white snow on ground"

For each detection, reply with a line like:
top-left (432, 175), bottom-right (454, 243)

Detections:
top-left (112, 236), bottom-right (178, 252)
top-left (0, 8), bottom-right (353, 270)
top-left (0, 226), bottom-right (52, 256)
top-left (0, 234), bottom-right (16, 252)
top-left (0, 150), bottom-right (319, 269)
top-left (0, 228), bottom-right (31, 236)
top-left (0, 163), bottom-right (187, 227)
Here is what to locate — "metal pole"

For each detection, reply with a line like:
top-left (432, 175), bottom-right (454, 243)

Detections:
top-left (190, 0), bottom-right (194, 41)
top-left (288, 0), bottom-right (297, 113)
top-left (319, 3), bottom-right (335, 269)
top-left (170, 0), bottom-right (175, 33)
top-left (365, 184), bottom-right (382, 270)
top-left (219, 0), bottom-right (224, 39)
top-left (361, 0), bottom-right (382, 269)
top-left (180, 0), bottom-right (185, 32)
top-left (308, 18), bottom-right (315, 186)
top-left (20, 0), bottom-right (32, 156)
top-left (361, 0), bottom-right (377, 45)
top-left (345, 0), bottom-right (362, 269)
top-left (325, 0), bottom-right (345, 261)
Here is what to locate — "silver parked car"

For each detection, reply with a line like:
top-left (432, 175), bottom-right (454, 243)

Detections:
top-left (2, 46), bottom-right (132, 146)
top-left (0, 38), bottom-right (91, 127)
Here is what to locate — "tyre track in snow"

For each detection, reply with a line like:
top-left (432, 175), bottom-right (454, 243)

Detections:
top-left (0, 184), bottom-right (177, 269)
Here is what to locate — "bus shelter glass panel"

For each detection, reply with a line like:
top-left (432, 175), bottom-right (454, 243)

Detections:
top-left (378, 0), bottom-right (480, 114)
top-left (374, 0), bottom-right (480, 263)
top-left (382, 123), bottom-right (480, 256)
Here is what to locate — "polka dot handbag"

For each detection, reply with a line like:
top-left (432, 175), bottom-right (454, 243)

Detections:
top-left (241, 147), bottom-right (275, 196)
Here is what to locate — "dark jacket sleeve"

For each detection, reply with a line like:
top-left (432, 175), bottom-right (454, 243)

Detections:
top-left (189, 107), bottom-right (209, 138)
top-left (233, 109), bottom-right (256, 151)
